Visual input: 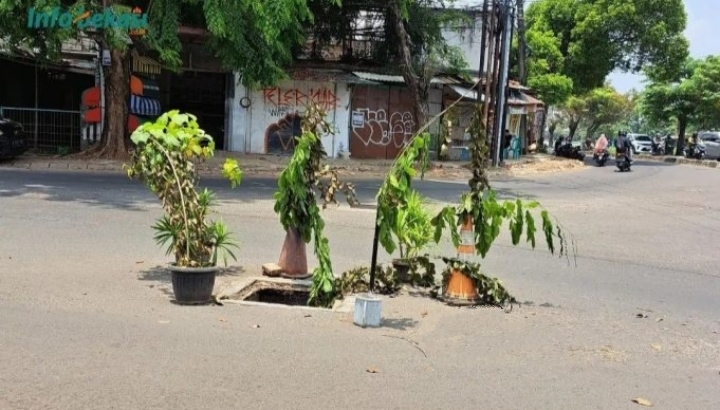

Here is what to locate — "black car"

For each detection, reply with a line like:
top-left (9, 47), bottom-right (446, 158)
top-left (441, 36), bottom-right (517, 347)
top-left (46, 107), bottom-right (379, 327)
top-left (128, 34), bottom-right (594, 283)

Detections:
top-left (0, 116), bottom-right (27, 159)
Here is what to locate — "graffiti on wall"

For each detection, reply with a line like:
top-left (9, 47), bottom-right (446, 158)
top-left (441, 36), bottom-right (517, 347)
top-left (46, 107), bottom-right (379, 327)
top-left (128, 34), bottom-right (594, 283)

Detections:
top-left (351, 109), bottom-right (415, 148)
top-left (262, 87), bottom-right (338, 115)
top-left (265, 113), bottom-right (303, 155)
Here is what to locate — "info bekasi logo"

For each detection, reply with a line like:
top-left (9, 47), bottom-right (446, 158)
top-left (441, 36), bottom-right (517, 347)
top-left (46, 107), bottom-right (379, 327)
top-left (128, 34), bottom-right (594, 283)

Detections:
top-left (27, 6), bottom-right (148, 30)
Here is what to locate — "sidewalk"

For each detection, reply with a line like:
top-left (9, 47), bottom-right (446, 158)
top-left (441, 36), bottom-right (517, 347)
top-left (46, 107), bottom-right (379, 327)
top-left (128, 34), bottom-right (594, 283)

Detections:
top-left (0, 151), bottom-right (585, 179)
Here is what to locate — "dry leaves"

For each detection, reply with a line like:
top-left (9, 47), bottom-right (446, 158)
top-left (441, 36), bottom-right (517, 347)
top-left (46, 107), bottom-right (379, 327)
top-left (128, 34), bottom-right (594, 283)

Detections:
top-left (632, 397), bottom-right (653, 407)
top-left (650, 343), bottom-right (662, 352)
top-left (366, 367), bottom-right (380, 374)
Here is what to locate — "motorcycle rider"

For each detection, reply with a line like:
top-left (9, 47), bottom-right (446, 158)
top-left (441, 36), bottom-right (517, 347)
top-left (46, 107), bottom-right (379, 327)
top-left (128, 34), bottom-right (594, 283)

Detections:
top-left (594, 133), bottom-right (608, 153)
top-left (687, 131), bottom-right (701, 158)
top-left (665, 133), bottom-right (673, 154)
top-left (615, 130), bottom-right (633, 163)
top-left (652, 134), bottom-right (663, 154)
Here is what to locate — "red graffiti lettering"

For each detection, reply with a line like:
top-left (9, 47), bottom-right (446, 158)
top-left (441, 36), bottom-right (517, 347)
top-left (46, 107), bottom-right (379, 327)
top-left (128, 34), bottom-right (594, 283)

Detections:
top-left (261, 86), bottom-right (338, 110)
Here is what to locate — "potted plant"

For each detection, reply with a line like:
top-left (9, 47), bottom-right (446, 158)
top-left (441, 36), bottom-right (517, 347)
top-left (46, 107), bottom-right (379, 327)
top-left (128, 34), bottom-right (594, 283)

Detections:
top-left (125, 110), bottom-right (243, 304)
top-left (376, 134), bottom-right (434, 283)
top-left (391, 190), bottom-right (433, 282)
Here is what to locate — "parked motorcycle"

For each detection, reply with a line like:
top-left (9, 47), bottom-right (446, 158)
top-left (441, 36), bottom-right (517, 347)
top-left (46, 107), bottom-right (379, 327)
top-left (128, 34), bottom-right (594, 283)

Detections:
top-left (554, 142), bottom-right (586, 161)
top-left (593, 149), bottom-right (609, 166)
top-left (616, 153), bottom-right (631, 172)
top-left (684, 144), bottom-right (705, 160)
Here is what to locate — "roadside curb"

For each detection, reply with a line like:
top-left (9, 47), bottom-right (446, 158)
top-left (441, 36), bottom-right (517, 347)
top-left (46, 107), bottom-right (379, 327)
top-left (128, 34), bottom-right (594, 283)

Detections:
top-left (635, 154), bottom-right (719, 169)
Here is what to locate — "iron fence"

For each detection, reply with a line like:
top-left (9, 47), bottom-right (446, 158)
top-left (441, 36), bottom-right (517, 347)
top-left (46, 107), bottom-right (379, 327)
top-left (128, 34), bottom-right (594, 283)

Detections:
top-left (0, 106), bottom-right (84, 154)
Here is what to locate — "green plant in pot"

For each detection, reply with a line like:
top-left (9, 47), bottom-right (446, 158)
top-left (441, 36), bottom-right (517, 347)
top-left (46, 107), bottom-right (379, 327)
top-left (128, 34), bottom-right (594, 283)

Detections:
top-left (390, 190), bottom-right (433, 282)
top-left (126, 110), bottom-right (243, 305)
top-left (376, 134), bottom-right (433, 283)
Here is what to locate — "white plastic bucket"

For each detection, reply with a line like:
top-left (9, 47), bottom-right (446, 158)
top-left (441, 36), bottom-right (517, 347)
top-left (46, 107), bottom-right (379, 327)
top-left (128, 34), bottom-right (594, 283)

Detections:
top-left (353, 293), bottom-right (382, 328)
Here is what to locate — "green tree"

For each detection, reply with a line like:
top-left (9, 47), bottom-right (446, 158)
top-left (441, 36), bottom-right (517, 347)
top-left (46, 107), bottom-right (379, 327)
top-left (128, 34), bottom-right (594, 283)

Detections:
top-left (581, 86), bottom-right (631, 139)
top-left (522, 27), bottom-right (573, 107)
top-left (526, 0), bottom-right (689, 94)
top-left (642, 59), bottom-right (700, 154)
top-left (0, 0), bottom-right (315, 158)
top-left (386, 0), bottom-right (469, 128)
top-left (560, 95), bottom-right (588, 138)
top-left (643, 56), bottom-right (720, 153)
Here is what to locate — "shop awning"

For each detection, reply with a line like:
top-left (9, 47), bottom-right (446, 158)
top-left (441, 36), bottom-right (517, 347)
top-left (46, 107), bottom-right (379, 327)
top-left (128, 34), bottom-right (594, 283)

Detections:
top-left (132, 55), bottom-right (162, 75)
top-left (129, 95), bottom-right (161, 117)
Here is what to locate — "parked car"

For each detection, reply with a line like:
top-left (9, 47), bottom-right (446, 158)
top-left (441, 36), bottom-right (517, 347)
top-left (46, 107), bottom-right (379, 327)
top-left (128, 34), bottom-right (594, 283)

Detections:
top-left (627, 133), bottom-right (653, 154)
top-left (0, 116), bottom-right (27, 159)
top-left (699, 131), bottom-right (720, 160)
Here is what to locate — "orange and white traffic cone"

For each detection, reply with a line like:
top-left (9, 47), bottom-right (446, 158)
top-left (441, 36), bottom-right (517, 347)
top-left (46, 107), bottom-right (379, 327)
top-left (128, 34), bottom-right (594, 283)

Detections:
top-left (441, 215), bottom-right (480, 305)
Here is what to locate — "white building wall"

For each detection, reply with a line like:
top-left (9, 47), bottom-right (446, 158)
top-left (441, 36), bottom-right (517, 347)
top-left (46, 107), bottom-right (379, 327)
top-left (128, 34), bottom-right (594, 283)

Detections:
top-left (229, 75), bottom-right (351, 157)
top-left (441, 13), bottom-right (486, 74)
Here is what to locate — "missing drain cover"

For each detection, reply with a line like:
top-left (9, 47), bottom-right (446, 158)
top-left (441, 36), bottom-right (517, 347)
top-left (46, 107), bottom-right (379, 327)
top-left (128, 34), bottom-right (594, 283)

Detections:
top-left (247, 288), bottom-right (310, 306)
top-left (228, 280), bottom-right (327, 308)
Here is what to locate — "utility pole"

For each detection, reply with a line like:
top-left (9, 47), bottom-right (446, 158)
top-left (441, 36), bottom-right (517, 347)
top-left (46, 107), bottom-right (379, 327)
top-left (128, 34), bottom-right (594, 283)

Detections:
top-left (491, 0), bottom-right (515, 167)
top-left (482, 2), bottom-right (499, 151)
top-left (516, 0), bottom-right (527, 84)
top-left (476, 0), bottom-right (490, 103)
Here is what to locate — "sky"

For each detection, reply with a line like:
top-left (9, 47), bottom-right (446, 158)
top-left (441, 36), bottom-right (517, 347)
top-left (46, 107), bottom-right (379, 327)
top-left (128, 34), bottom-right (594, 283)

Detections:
top-left (608, 0), bottom-right (720, 93)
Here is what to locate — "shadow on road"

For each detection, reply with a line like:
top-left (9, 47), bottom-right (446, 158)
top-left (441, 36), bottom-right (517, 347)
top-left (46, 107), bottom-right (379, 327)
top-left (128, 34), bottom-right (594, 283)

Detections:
top-left (581, 155), bottom-right (676, 168)
top-left (381, 318), bottom-right (419, 331)
top-left (0, 169), bottom-right (265, 211)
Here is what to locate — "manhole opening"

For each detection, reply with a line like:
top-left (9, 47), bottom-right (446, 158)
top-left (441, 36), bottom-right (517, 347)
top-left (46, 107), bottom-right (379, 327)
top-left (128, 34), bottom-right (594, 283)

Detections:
top-left (228, 280), bottom-right (330, 308)
top-left (245, 287), bottom-right (311, 306)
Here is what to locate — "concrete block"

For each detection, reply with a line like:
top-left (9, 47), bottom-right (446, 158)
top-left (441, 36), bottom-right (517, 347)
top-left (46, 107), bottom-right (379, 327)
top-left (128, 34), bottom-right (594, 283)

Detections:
top-left (262, 263), bottom-right (283, 277)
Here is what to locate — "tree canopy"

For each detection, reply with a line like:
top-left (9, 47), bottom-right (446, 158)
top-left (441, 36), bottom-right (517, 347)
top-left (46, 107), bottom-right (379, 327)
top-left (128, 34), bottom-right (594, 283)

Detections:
top-left (642, 55), bottom-right (720, 150)
top-left (522, 27), bottom-right (573, 106)
top-left (525, 0), bottom-right (689, 95)
top-left (0, 0), bottom-right (318, 89)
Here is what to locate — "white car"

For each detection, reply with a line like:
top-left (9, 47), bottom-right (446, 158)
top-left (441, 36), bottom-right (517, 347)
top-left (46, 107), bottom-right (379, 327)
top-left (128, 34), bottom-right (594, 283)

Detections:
top-left (699, 132), bottom-right (720, 160)
top-left (627, 134), bottom-right (653, 154)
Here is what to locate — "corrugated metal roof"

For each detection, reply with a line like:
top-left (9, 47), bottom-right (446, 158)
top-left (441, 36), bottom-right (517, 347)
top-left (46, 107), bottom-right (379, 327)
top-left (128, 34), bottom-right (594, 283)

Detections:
top-left (522, 93), bottom-right (543, 105)
top-left (433, 75), bottom-right (463, 84)
top-left (448, 85), bottom-right (484, 101)
top-left (289, 69), bottom-right (381, 85)
top-left (353, 71), bottom-right (463, 85)
top-left (470, 77), bottom-right (532, 91)
top-left (353, 71), bottom-right (404, 83)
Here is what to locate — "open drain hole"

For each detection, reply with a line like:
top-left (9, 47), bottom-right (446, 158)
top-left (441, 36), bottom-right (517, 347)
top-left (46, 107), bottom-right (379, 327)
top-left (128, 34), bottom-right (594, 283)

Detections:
top-left (228, 280), bottom-right (329, 308)
top-left (245, 288), bottom-right (311, 306)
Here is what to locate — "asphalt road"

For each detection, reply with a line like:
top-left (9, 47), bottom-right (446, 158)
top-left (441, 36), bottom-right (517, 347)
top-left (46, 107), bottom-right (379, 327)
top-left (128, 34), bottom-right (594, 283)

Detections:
top-left (1, 160), bottom-right (719, 410)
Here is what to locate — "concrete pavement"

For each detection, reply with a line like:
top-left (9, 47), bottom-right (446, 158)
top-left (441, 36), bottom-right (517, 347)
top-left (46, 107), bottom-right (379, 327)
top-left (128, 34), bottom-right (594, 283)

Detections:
top-left (1, 163), bottom-right (719, 410)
